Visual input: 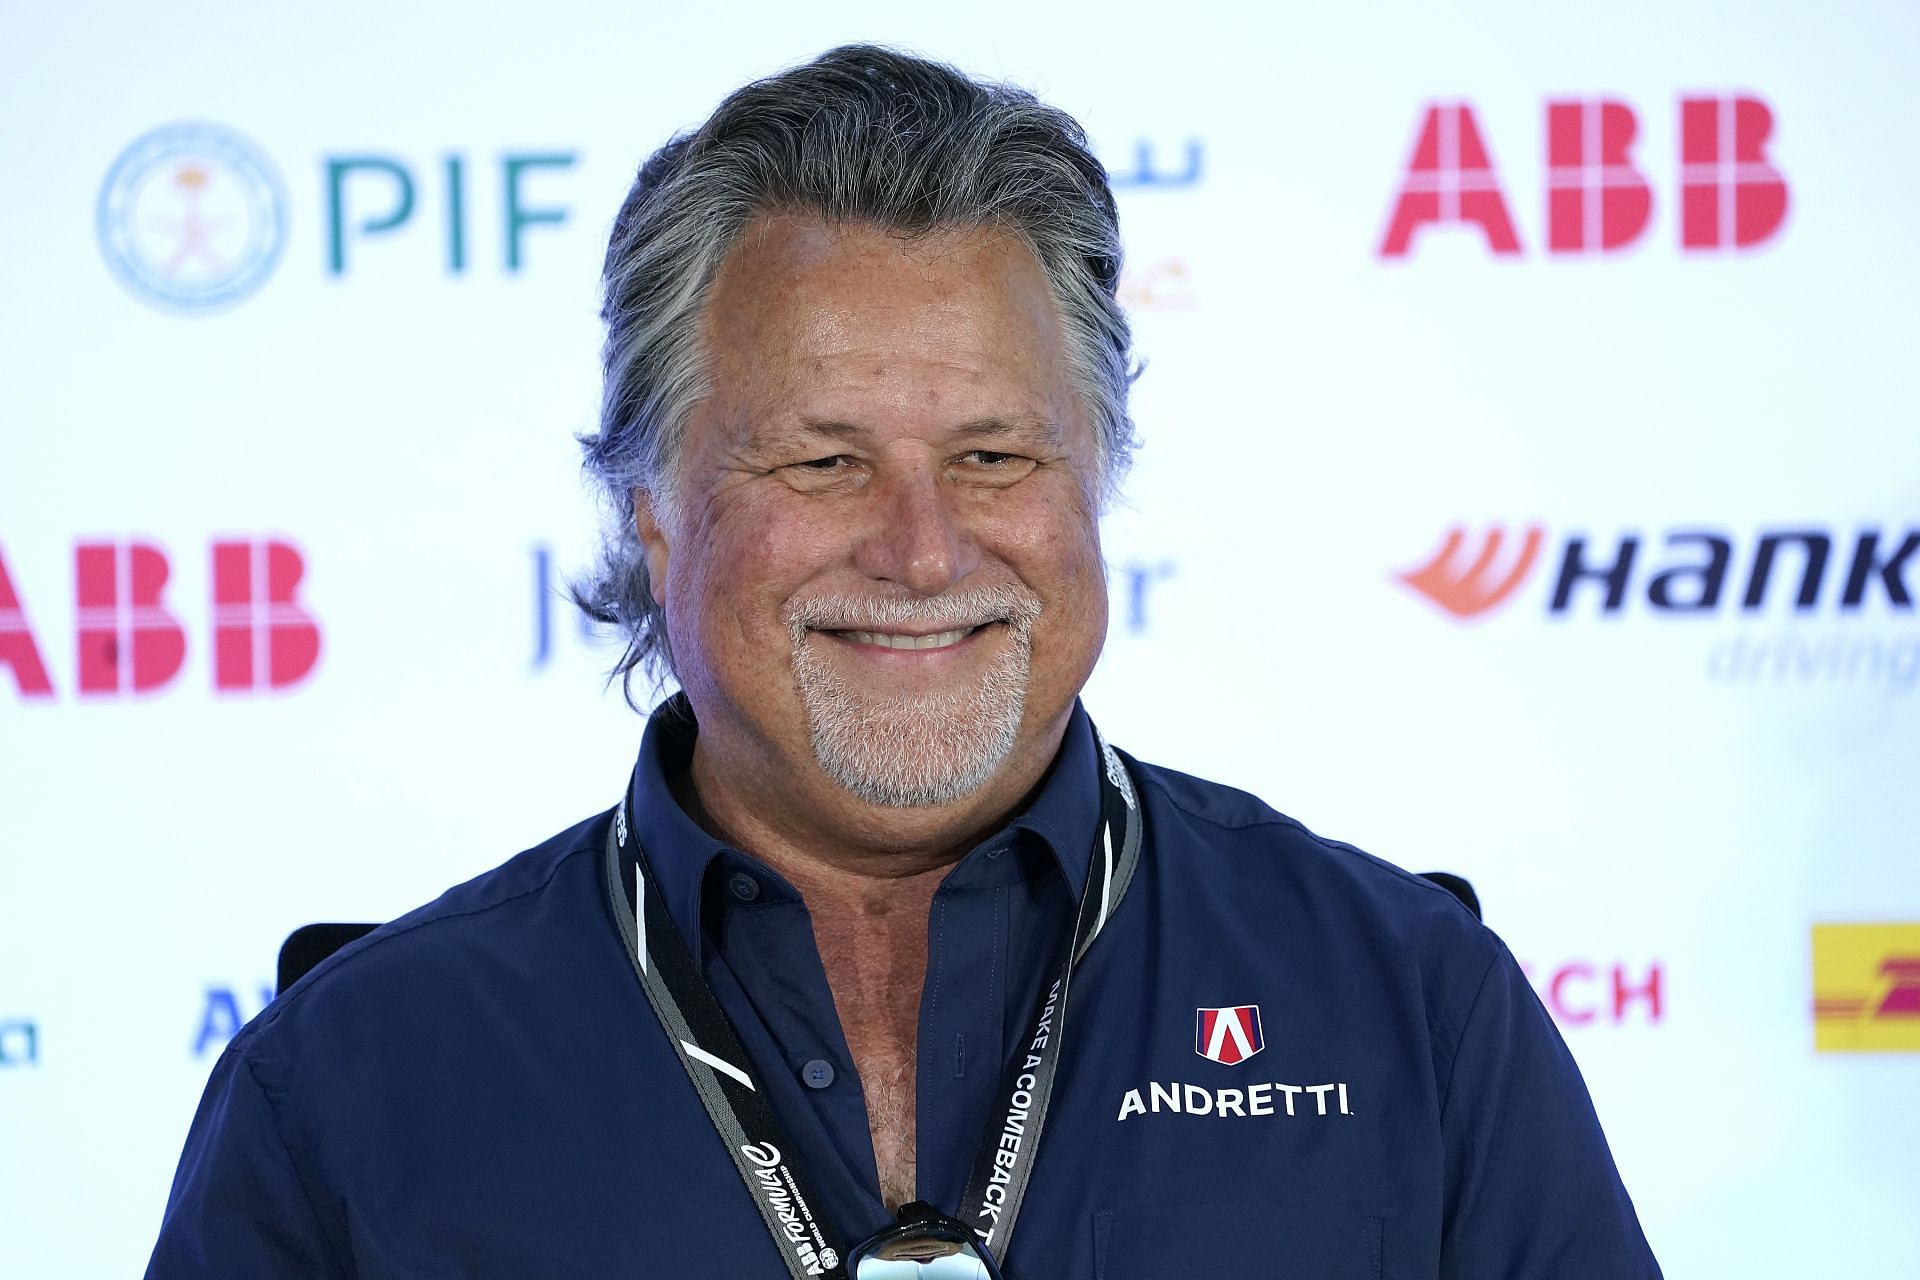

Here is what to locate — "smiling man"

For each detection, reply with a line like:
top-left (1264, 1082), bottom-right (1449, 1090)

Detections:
top-left (632, 210), bottom-right (1108, 1218)
top-left (148, 46), bottom-right (1662, 1279)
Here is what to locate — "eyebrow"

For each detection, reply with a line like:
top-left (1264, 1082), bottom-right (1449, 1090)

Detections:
top-left (951, 415), bottom-right (1064, 446)
top-left (769, 414), bottom-right (1064, 450)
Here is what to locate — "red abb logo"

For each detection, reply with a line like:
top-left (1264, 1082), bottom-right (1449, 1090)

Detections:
top-left (1380, 94), bottom-right (1788, 258)
top-left (1, 538), bottom-right (320, 699)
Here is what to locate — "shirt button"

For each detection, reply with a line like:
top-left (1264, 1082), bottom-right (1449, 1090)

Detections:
top-left (801, 1059), bottom-right (835, 1089)
top-left (728, 872), bottom-right (760, 902)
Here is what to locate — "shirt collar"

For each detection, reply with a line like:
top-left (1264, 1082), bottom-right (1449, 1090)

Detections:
top-left (625, 695), bottom-right (1105, 950)
top-left (997, 699), bottom-right (1101, 900)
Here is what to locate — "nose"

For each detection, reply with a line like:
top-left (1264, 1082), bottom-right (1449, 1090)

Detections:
top-left (852, 460), bottom-right (981, 595)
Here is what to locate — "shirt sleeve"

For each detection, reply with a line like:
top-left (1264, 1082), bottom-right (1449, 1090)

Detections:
top-left (1438, 939), bottom-right (1663, 1280)
top-left (144, 1045), bottom-right (347, 1279)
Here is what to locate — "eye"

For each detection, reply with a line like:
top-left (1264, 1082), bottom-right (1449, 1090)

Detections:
top-left (952, 449), bottom-right (1038, 484)
top-left (780, 454), bottom-right (863, 491)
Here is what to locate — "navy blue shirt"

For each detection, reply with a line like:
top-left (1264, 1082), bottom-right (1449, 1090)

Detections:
top-left (147, 700), bottom-right (1661, 1278)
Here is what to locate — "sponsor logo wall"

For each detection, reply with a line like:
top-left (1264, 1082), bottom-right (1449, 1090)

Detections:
top-left (2, 3), bottom-right (1914, 1275)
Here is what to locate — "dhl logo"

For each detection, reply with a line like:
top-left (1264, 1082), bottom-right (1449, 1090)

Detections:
top-left (1812, 924), bottom-right (1920, 1053)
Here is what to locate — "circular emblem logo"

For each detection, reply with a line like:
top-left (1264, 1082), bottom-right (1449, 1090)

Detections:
top-left (97, 122), bottom-right (287, 313)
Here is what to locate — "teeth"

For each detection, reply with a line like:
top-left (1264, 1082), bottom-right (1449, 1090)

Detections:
top-left (841, 627), bottom-right (975, 650)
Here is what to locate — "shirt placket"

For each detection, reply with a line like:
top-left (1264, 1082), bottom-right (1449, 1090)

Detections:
top-left (703, 875), bottom-right (889, 1238)
top-left (916, 836), bottom-right (1078, 1218)
top-left (913, 876), bottom-right (1010, 1216)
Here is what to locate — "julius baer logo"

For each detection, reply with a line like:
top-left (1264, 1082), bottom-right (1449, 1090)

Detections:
top-left (1395, 524), bottom-right (1920, 689)
top-left (1115, 1005), bottom-right (1354, 1123)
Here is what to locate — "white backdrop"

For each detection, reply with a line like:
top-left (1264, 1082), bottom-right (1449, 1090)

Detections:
top-left (3, 1), bottom-right (1917, 1275)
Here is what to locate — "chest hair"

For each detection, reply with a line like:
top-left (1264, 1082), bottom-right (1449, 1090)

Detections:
top-left (814, 900), bottom-right (933, 1211)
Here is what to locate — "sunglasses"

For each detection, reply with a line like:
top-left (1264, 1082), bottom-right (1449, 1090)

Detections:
top-left (844, 1202), bottom-right (1005, 1279)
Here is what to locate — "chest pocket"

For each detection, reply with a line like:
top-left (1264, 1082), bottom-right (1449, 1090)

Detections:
top-left (1092, 1203), bottom-right (1383, 1280)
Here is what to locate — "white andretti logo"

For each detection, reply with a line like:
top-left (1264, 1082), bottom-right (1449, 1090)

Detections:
top-left (1117, 1080), bottom-right (1352, 1121)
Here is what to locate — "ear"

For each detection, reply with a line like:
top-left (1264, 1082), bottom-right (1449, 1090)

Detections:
top-left (633, 490), bottom-right (672, 603)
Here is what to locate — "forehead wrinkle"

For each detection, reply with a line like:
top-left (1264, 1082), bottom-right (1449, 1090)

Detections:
top-left (696, 213), bottom-right (1086, 468)
top-left (713, 310), bottom-right (1009, 444)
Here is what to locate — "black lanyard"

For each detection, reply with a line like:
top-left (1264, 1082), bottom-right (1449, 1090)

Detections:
top-left (602, 728), bottom-right (1143, 1279)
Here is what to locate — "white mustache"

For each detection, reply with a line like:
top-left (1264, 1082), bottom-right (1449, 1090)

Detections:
top-left (785, 583), bottom-right (1042, 635)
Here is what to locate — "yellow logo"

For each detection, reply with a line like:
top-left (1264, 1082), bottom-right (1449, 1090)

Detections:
top-left (1812, 924), bottom-right (1920, 1053)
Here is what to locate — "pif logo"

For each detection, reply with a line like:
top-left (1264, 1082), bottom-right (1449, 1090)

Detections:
top-left (97, 123), bottom-right (288, 312)
top-left (0, 538), bottom-right (320, 699)
top-left (1379, 94), bottom-right (1788, 258)
top-left (1812, 924), bottom-right (1920, 1053)
top-left (99, 122), bottom-right (583, 313)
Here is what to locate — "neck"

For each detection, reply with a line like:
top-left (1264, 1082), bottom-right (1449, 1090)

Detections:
top-left (677, 708), bottom-right (1071, 901)
top-left (672, 704), bottom-right (1073, 1215)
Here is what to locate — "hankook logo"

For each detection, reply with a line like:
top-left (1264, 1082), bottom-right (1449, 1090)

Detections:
top-left (1395, 523), bottom-right (1917, 621)
top-left (1393, 523), bottom-right (1920, 690)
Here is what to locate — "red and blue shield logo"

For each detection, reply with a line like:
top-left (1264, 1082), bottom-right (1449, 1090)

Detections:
top-left (1195, 1005), bottom-right (1265, 1065)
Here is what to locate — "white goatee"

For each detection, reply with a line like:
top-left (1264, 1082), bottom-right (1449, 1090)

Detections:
top-left (786, 584), bottom-right (1043, 807)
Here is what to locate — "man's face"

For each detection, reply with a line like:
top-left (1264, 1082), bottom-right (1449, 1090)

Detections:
top-left (641, 214), bottom-right (1107, 808)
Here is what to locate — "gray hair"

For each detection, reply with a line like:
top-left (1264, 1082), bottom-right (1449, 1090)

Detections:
top-left (573, 43), bottom-right (1137, 702)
